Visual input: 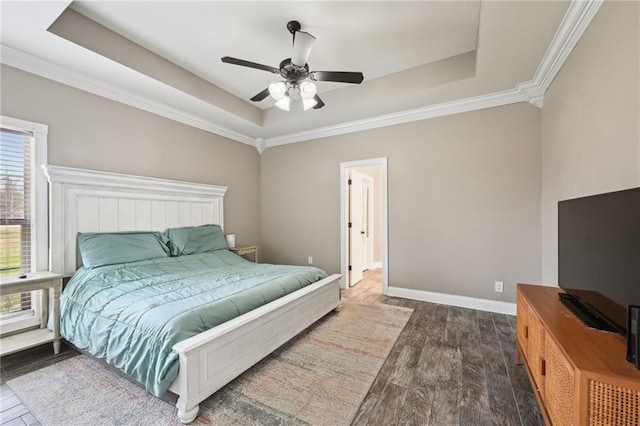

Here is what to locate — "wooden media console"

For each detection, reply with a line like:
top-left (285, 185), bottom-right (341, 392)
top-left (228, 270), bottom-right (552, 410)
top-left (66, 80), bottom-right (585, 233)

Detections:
top-left (516, 284), bottom-right (640, 425)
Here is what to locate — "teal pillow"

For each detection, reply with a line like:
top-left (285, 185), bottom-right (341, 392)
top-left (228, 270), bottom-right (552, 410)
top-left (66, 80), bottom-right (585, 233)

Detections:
top-left (78, 231), bottom-right (170, 268)
top-left (165, 224), bottom-right (227, 256)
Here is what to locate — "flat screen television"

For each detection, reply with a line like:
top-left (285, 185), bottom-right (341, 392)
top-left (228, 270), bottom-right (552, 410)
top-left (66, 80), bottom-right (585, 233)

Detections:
top-left (558, 187), bottom-right (640, 336)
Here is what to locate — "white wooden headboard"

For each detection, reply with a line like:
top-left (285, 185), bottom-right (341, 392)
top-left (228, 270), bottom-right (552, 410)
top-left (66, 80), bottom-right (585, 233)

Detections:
top-left (43, 165), bottom-right (227, 277)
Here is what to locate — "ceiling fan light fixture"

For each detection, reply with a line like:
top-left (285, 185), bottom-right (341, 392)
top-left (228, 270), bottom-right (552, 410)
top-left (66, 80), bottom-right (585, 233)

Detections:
top-left (300, 81), bottom-right (317, 99)
top-left (268, 81), bottom-right (287, 100)
top-left (222, 20), bottom-right (363, 112)
top-left (275, 97), bottom-right (290, 111)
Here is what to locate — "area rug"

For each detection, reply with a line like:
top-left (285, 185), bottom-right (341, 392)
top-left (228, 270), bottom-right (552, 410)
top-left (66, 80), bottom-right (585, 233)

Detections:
top-left (8, 300), bottom-right (412, 425)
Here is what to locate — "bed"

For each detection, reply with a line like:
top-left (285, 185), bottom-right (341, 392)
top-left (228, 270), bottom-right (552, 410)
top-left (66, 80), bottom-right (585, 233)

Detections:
top-left (43, 165), bottom-right (341, 423)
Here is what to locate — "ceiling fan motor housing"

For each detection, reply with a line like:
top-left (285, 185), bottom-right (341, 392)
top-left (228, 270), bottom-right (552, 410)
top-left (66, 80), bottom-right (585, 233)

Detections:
top-left (279, 59), bottom-right (309, 83)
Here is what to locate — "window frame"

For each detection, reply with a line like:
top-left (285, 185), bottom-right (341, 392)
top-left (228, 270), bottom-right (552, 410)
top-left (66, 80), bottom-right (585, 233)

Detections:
top-left (0, 115), bottom-right (49, 334)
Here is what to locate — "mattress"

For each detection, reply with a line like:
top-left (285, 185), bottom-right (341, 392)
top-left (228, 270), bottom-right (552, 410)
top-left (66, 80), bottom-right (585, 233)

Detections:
top-left (60, 250), bottom-right (327, 396)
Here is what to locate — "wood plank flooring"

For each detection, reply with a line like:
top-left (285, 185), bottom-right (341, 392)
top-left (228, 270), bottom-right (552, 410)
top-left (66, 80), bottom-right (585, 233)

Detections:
top-left (0, 269), bottom-right (542, 425)
top-left (346, 270), bottom-right (543, 426)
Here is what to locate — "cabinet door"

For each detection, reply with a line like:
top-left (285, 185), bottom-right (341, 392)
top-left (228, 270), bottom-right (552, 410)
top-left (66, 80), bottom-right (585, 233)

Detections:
top-left (516, 290), bottom-right (529, 355)
top-left (527, 309), bottom-right (545, 394)
top-left (544, 333), bottom-right (575, 426)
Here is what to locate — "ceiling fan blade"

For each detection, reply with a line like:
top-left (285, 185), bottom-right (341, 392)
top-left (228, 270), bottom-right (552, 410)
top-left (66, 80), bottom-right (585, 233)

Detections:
top-left (291, 31), bottom-right (316, 66)
top-left (312, 95), bottom-right (325, 109)
top-left (250, 87), bottom-right (271, 102)
top-left (221, 56), bottom-right (280, 74)
top-left (311, 71), bottom-right (364, 84)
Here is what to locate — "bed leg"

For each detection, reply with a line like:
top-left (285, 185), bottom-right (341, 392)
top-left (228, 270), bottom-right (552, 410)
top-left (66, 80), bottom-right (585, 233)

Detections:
top-left (334, 303), bottom-right (342, 312)
top-left (176, 398), bottom-right (199, 424)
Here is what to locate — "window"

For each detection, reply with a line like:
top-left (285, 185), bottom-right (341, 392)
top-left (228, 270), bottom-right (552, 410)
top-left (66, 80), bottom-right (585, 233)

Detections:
top-left (0, 116), bottom-right (48, 333)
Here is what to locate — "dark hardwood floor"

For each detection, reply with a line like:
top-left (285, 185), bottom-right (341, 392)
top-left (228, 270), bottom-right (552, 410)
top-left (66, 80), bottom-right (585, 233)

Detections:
top-left (0, 269), bottom-right (542, 425)
top-left (345, 270), bottom-right (543, 426)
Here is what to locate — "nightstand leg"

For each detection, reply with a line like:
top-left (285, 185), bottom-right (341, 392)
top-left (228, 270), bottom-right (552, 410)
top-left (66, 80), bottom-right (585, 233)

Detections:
top-left (40, 288), bottom-right (49, 328)
top-left (52, 279), bottom-right (61, 355)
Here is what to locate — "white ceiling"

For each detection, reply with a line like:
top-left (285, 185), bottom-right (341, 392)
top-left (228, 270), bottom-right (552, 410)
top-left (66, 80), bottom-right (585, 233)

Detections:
top-left (71, 1), bottom-right (482, 104)
top-left (0, 1), bottom-right (574, 148)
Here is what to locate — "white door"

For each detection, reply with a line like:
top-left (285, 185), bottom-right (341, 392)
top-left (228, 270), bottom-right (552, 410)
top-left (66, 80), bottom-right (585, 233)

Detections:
top-left (348, 170), bottom-right (373, 286)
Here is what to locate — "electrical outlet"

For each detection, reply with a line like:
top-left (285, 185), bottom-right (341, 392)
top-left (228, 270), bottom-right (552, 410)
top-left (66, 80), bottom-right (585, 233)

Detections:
top-left (308, 256), bottom-right (313, 265)
top-left (495, 281), bottom-right (504, 293)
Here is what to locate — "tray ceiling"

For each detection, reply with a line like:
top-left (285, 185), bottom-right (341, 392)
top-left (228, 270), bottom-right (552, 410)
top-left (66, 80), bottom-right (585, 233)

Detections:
top-left (0, 1), bottom-right (575, 147)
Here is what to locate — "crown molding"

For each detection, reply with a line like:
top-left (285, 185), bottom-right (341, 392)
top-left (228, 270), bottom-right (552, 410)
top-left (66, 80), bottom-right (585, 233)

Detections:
top-left (264, 88), bottom-right (526, 147)
top-left (0, 44), bottom-right (257, 147)
top-left (516, 80), bottom-right (546, 108)
top-left (530, 0), bottom-right (604, 95)
top-left (265, 0), bottom-right (603, 146)
top-left (515, 0), bottom-right (603, 109)
top-left (0, 0), bottom-right (602, 150)
top-left (255, 137), bottom-right (266, 155)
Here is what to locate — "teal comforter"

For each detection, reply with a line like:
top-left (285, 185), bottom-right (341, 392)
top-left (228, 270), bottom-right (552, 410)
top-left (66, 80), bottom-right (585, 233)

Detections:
top-left (60, 250), bottom-right (327, 396)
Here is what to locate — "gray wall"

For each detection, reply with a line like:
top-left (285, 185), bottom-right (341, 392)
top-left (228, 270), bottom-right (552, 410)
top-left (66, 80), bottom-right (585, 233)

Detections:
top-left (0, 64), bottom-right (262, 246)
top-left (261, 103), bottom-right (542, 303)
top-left (541, 1), bottom-right (640, 286)
top-left (4, 1), bottom-right (636, 304)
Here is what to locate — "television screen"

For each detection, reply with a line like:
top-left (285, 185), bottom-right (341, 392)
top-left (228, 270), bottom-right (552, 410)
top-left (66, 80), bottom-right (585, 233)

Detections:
top-left (558, 187), bottom-right (640, 335)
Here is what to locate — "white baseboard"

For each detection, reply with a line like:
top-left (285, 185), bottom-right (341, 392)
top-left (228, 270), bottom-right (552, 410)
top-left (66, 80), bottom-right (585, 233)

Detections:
top-left (387, 286), bottom-right (516, 315)
top-left (371, 262), bottom-right (383, 269)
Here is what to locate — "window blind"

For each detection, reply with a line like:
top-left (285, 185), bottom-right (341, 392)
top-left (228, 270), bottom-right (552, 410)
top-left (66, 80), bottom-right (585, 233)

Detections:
top-left (1, 126), bottom-right (35, 316)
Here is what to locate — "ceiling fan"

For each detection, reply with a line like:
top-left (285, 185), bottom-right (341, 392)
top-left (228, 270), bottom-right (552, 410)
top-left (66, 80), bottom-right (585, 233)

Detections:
top-left (221, 20), bottom-right (364, 112)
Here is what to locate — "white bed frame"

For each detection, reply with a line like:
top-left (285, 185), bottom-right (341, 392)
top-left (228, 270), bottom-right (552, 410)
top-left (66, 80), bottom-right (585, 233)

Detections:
top-left (43, 165), bottom-right (341, 423)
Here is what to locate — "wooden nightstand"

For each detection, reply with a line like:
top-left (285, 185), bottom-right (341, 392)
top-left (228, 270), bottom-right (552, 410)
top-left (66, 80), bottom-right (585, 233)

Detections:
top-left (0, 271), bottom-right (62, 356)
top-left (229, 245), bottom-right (259, 262)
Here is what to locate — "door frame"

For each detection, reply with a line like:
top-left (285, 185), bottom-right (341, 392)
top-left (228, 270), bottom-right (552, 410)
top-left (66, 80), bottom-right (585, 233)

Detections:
top-left (340, 157), bottom-right (388, 295)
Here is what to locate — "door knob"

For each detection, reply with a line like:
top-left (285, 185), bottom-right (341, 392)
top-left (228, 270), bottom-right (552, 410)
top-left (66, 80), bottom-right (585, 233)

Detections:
top-left (361, 231), bottom-right (365, 235)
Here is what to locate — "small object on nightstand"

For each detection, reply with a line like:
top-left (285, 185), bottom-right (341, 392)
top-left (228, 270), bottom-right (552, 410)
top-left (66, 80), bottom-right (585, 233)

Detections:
top-left (229, 245), bottom-right (259, 263)
top-left (0, 271), bottom-right (62, 356)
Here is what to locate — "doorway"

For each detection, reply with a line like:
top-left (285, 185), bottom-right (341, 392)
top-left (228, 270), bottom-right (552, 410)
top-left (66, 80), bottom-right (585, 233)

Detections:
top-left (340, 158), bottom-right (388, 295)
top-left (348, 169), bottom-right (373, 285)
